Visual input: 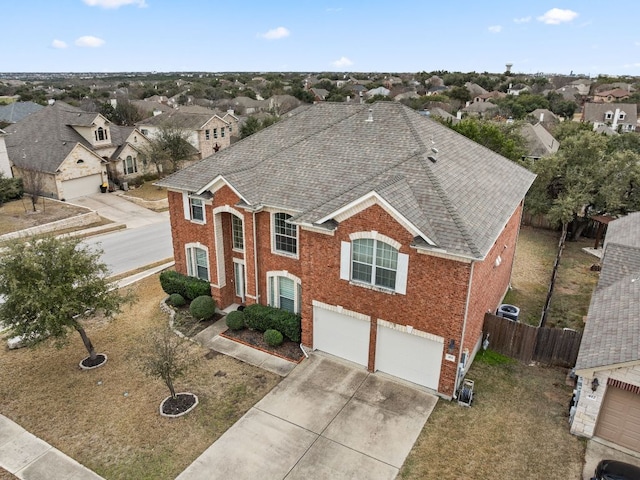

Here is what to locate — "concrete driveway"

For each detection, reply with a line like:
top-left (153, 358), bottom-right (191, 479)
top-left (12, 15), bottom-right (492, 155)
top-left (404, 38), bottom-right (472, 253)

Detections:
top-left (68, 192), bottom-right (168, 228)
top-left (177, 354), bottom-right (438, 480)
top-left (583, 437), bottom-right (640, 479)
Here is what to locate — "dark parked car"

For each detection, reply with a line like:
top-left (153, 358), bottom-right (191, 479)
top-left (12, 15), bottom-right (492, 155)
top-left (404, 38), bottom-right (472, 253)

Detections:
top-left (593, 459), bottom-right (640, 480)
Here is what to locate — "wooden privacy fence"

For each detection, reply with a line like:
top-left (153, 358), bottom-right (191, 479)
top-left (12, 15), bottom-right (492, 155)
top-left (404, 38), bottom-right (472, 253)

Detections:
top-left (482, 313), bottom-right (583, 367)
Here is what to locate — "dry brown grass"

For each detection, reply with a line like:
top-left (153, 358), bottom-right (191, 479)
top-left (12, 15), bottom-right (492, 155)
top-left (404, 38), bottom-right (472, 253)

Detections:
top-left (0, 274), bottom-right (280, 480)
top-left (124, 183), bottom-right (167, 201)
top-left (0, 198), bottom-right (90, 235)
top-left (0, 467), bottom-right (17, 479)
top-left (505, 226), bottom-right (599, 329)
top-left (399, 351), bottom-right (585, 480)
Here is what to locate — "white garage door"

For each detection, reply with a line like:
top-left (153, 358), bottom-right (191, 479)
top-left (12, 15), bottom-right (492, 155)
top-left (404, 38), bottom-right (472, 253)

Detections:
top-left (376, 322), bottom-right (443, 390)
top-left (62, 174), bottom-right (102, 199)
top-left (313, 304), bottom-right (370, 367)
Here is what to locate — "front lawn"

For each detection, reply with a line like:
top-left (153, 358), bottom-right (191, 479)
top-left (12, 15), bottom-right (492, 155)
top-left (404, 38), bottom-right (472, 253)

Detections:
top-left (0, 274), bottom-right (280, 480)
top-left (399, 351), bottom-right (585, 479)
top-left (123, 182), bottom-right (167, 202)
top-left (0, 197), bottom-right (96, 235)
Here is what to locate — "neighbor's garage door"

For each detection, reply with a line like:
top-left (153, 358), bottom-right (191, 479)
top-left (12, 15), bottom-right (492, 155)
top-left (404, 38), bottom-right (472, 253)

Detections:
top-left (376, 322), bottom-right (443, 390)
top-left (595, 386), bottom-right (640, 451)
top-left (313, 305), bottom-right (370, 367)
top-left (61, 174), bottom-right (102, 199)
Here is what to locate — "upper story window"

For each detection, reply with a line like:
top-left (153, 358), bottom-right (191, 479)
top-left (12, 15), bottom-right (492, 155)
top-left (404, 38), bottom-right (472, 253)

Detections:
top-left (221, 127), bottom-right (225, 138)
top-left (232, 215), bottom-right (244, 251)
top-left (605, 111), bottom-right (613, 120)
top-left (95, 127), bottom-right (108, 142)
top-left (182, 193), bottom-right (207, 224)
top-left (186, 244), bottom-right (209, 281)
top-left (340, 232), bottom-right (408, 295)
top-left (619, 111), bottom-right (626, 120)
top-left (273, 212), bottom-right (297, 256)
top-left (213, 128), bottom-right (218, 139)
top-left (205, 129), bottom-right (211, 140)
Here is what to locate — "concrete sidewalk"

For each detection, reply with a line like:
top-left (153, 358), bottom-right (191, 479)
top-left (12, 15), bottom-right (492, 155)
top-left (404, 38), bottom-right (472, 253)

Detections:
top-left (0, 415), bottom-right (104, 480)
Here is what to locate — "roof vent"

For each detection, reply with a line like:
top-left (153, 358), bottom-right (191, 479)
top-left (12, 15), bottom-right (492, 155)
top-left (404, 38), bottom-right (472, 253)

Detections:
top-left (365, 108), bottom-right (373, 122)
top-left (428, 155), bottom-right (437, 163)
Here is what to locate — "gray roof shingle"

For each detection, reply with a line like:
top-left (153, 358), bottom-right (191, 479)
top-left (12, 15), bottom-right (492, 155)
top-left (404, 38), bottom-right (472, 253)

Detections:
top-left (0, 101), bottom-right (44, 123)
top-left (156, 102), bottom-right (536, 259)
top-left (575, 212), bottom-right (640, 371)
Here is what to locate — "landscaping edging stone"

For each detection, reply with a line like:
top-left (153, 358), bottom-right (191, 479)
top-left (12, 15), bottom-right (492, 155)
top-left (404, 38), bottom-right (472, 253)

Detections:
top-left (79, 353), bottom-right (108, 370)
top-left (0, 211), bottom-right (102, 242)
top-left (119, 193), bottom-right (168, 212)
top-left (160, 393), bottom-right (198, 418)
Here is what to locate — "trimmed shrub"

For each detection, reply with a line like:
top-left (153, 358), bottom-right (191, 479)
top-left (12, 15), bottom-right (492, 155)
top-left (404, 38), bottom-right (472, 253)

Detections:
top-left (167, 293), bottom-right (186, 307)
top-left (242, 304), bottom-right (301, 342)
top-left (189, 295), bottom-right (217, 321)
top-left (159, 270), bottom-right (211, 301)
top-left (225, 310), bottom-right (245, 331)
top-left (264, 329), bottom-right (283, 347)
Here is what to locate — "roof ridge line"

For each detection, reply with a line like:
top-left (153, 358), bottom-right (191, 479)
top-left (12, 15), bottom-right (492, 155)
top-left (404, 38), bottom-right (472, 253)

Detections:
top-left (400, 106), bottom-right (482, 258)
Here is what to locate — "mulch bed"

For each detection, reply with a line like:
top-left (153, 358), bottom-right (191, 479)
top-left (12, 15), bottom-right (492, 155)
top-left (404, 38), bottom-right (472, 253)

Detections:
top-left (222, 328), bottom-right (305, 363)
top-left (80, 354), bottom-right (106, 368)
top-left (161, 393), bottom-right (197, 415)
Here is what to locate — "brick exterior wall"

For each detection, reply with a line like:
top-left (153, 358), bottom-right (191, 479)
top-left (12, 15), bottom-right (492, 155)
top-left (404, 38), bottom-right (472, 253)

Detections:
top-left (167, 189), bottom-right (523, 397)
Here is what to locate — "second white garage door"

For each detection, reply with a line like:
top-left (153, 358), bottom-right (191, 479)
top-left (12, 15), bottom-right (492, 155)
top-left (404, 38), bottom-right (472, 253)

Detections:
top-left (61, 174), bottom-right (102, 200)
top-left (375, 321), bottom-right (443, 390)
top-left (313, 303), bottom-right (370, 367)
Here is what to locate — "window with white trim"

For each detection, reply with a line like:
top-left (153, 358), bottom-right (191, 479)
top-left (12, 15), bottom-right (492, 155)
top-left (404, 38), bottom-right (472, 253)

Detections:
top-left (605, 111), bottom-right (613, 120)
top-left (186, 245), bottom-right (209, 281)
top-left (340, 234), bottom-right (409, 295)
top-left (273, 213), bottom-right (297, 255)
top-left (190, 197), bottom-right (204, 222)
top-left (95, 127), bottom-right (108, 142)
top-left (213, 128), bottom-right (218, 138)
top-left (267, 274), bottom-right (302, 314)
top-left (232, 215), bottom-right (244, 250)
top-left (205, 129), bottom-right (211, 140)
top-left (123, 155), bottom-right (137, 174)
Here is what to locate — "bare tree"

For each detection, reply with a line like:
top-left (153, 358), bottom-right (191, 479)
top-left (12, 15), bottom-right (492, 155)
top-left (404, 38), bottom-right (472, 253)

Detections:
top-left (20, 168), bottom-right (46, 212)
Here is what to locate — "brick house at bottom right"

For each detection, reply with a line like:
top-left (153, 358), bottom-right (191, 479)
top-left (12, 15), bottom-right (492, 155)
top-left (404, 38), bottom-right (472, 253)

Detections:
top-left (156, 102), bottom-right (536, 398)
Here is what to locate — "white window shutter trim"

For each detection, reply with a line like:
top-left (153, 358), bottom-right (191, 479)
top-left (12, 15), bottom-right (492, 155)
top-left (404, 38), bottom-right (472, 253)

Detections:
top-left (340, 241), bottom-right (351, 280)
top-left (182, 192), bottom-right (190, 220)
top-left (396, 253), bottom-right (409, 295)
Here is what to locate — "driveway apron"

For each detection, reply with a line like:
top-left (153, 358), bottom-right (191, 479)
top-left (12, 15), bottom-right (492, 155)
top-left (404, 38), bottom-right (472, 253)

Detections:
top-left (177, 354), bottom-right (438, 480)
top-left (68, 192), bottom-right (168, 228)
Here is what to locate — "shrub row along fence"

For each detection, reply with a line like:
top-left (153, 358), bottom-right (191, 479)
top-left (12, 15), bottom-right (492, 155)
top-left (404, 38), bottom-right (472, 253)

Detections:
top-left (482, 313), bottom-right (583, 368)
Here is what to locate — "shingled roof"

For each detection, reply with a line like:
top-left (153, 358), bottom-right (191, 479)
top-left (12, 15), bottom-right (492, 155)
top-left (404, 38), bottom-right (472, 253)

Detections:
top-left (156, 102), bottom-right (536, 259)
top-left (575, 212), bottom-right (640, 372)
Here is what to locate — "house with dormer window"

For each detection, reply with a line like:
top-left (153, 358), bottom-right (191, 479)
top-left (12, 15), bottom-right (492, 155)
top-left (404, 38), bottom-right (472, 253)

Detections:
top-left (156, 102), bottom-right (535, 398)
top-left (4, 101), bottom-right (155, 200)
top-left (582, 102), bottom-right (637, 134)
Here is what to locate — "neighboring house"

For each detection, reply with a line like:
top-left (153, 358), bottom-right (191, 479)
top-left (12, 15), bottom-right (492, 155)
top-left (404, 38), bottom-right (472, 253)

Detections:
top-left (230, 96), bottom-right (265, 115)
top-left (582, 103), bottom-right (637, 133)
top-left (365, 86), bottom-right (391, 98)
top-left (473, 91), bottom-right (506, 103)
top-left (570, 212), bottom-right (640, 453)
top-left (519, 123), bottom-right (560, 160)
top-left (567, 78), bottom-right (592, 96)
top-left (4, 101), bottom-right (154, 200)
top-left (555, 85), bottom-right (583, 102)
top-left (593, 88), bottom-right (631, 103)
top-left (506, 83), bottom-right (529, 96)
top-left (462, 101), bottom-right (499, 117)
top-left (529, 108), bottom-right (559, 126)
top-left (309, 88), bottom-right (330, 102)
top-left (465, 82), bottom-right (488, 98)
top-left (0, 101), bottom-right (44, 125)
top-left (155, 102), bottom-right (535, 398)
top-left (136, 110), bottom-right (234, 159)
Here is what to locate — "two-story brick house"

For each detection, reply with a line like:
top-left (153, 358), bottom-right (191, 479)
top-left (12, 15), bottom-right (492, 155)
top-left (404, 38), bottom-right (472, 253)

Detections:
top-left (156, 102), bottom-right (535, 398)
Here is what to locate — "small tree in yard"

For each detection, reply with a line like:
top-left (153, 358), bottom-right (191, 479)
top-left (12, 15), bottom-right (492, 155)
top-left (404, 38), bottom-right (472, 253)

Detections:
top-left (20, 167), bottom-right (46, 212)
top-left (0, 236), bottom-right (135, 365)
top-left (140, 325), bottom-right (196, 405)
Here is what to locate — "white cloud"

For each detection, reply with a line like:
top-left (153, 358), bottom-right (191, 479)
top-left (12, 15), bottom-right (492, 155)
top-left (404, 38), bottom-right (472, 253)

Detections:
top-left (259, 27), bottom-right (290, 40)
top-left (51, 39), bottom-right (68, 49)
top-left (488, 25), bottom-right (502, 33)
top-left (82, 0), bottom-right (147, 8)
top-left (332, 56), bottom-right (353, 68)
top-left (537, 8), bottom-right (578, 25)
top-left (513, 16), bottom-right (531, 24)
top-left (75, 36), bottom-right (106, 47)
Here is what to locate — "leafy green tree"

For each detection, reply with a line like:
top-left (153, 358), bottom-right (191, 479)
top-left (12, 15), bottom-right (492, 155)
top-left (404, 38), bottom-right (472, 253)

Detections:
top-left (240, 115), bottom-right (279, 138)
top-left (99, 100), bottom-right (144, 126)
top-left (447, 86), bottom-right (472, 103)
top-left (443, 117), bottom-right (526, 161)
top-left (0, 172), bottom-right (23, 206)
top-left (0, 236), bottom-right (135, 362)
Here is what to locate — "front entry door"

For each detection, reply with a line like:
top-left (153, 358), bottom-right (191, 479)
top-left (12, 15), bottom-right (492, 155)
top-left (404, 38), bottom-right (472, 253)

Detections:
top-left (234, 261), bottom-right (245, 303)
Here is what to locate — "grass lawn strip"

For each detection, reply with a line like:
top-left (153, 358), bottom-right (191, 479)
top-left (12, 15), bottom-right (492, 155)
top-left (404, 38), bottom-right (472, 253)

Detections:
top-left (0, 274), bottom-right (280, 480)
top-left (122, 183), bottom-right (167, 202)
top-left (399, 351), bottom-right (585, 480)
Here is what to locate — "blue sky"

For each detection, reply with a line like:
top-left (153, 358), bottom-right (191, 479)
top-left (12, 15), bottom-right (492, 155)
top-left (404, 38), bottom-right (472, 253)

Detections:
top-left (4, 0), bottom-right (640, 76)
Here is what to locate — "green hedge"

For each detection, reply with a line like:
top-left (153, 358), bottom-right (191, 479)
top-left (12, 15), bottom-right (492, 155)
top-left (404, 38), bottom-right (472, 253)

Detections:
top-left (225, 310), bottom-right (245, 331)
top-left (159, 270), bottom-right (211, 301)
top-left (189, 295), bottom-right (217, 321)
top-left (167, 293), bottom-right (186, 307)
top-left (264, 329), bottom-right (283, 347)
top-left (243, 304), bottom-right (301, 343)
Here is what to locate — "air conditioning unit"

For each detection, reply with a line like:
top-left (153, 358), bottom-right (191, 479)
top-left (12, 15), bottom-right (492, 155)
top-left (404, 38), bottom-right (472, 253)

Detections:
top-left (497, 304), bottom-right (519, 322)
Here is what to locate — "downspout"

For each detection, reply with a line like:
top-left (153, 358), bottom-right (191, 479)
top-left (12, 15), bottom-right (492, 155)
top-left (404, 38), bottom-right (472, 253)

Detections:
top-left (454, 260), bottom-right (475, 398)
top-left (252, 209), bottom-right (259, 303)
